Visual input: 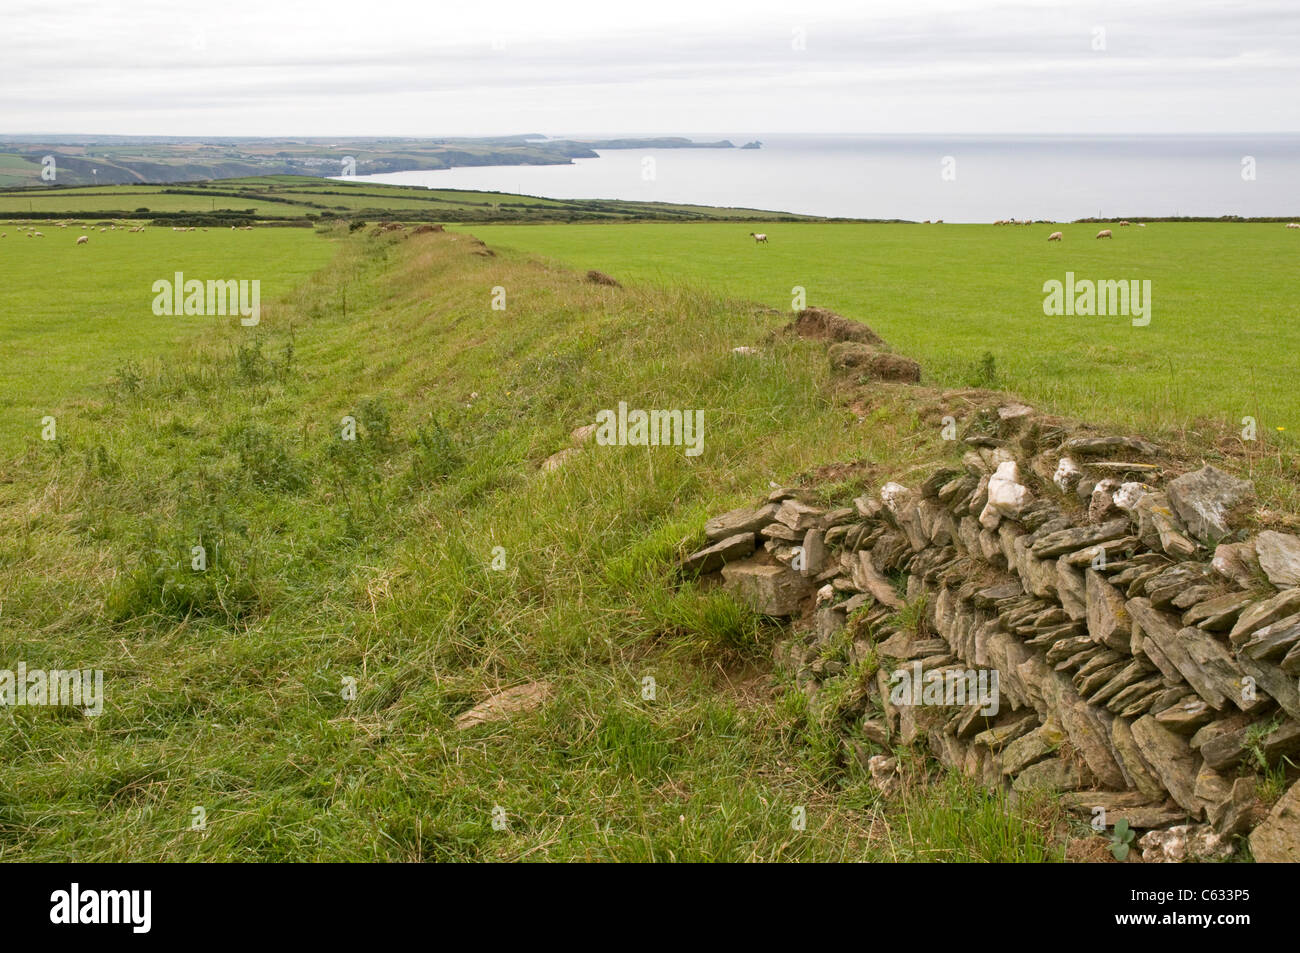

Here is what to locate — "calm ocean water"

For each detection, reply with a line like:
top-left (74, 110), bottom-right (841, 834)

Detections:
top-left (344, 134), bottom-right (1300, 222)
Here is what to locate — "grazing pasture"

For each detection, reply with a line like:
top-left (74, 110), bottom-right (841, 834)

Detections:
top-left (464, 222), bottom-right (1300, 436)
top-left (0, 226), bottom-right (335, 456)
top-left (0, 176), bottom-right (810, 224)
top-left (0, 224), bottom-right (1066, 861)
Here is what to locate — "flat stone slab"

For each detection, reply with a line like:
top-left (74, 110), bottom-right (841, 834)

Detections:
top-left (1062, 435), bottom-right (1161, 456)
top-left (455, 681), bottom-right (552, 730)
top-left (1030, 519), bottom-right (1130, 559)
top-left (705, 503), bottom-right (777, 541)
top-left (681, 532), bottom-right (756, 575)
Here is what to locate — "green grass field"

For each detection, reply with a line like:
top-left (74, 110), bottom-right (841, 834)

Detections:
top-left (0, 222), bottom-right (1077, 861)
top-left (465, 222), bottom-right (1300, 441)
top-left (0, 176), bottom-right (812, 223)
top-left (0, 226), bottom-right (337, 457)
top-left (6, 215), bottom-right (1290, 862)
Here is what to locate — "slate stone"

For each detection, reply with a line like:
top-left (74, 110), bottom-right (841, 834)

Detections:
top-left (1235, 654), bottom-right (1299, 720)
top-left (1011, 756), bottom-right (1091, 794)
top-left (1131, 715), bottom-right (1203, 818)
top-left (1166, 465), bottom-right (1256, 544)
top-left (1086, 569), bottom-right (1130, 650)
top-left (1030, 518), bottom-right (1130, 559)
top-left (705, 503), bottom-right (777, 541)
top-left (1062, 435), bottom-right (1161, 456)
top-left (1110, 716), bottom-right (1168, 800)
top-left (1182, 590), bottom-right (1254, 631)
top-left (775, 498), bottom-right (826, 532)
top-left (1241, 612), bottom-right (1300, 661)
top-left (851, 551), bottom-right (903, 609)
top-left (681, 532), bottom-right (755, 574)
top-left (1199, 719), bottom-right (1300, 771)
top-left (1230, 588), bottom-right (1300, 646)
top-left (1256, 530), bottom-right (1300, 588)
top-left (1153, 698), bottom-right (1213, 735)
top-left (1042, 671), bottom-right (1126, 788)
top-left (1250, 781), bottom-right (1300, 862)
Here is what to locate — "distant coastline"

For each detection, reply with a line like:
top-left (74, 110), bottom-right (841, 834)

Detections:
top-left (0, 135), bottom-right (740, 188)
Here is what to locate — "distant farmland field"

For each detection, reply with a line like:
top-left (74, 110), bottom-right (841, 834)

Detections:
top-left (0, 227), bottom-right (337, 456)
top-left (0, 176), bottom-right (808, 223)
top-left (465, 221), bottom-right (1300, 435)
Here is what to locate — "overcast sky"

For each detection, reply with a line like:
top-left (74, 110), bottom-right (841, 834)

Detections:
top-left (3, 0), bottom-right (1297, 136)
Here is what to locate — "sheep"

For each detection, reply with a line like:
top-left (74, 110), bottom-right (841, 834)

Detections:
top-left (1137, 223), bottom-right (1147, 227)
top-left (76, 236), bottom-right (88, 245)
top-left (1047, 231), bottom-right (1063, 241)
top-left (1119, 220), bottom-right (1131, 227)
top-left (1287, 223), bottom-right (1300, 229)
top-left (33, 231), bottom-right (44, 237)
top-left (749, 232), bottom-right (768, 243)
top-left (1096, 229), bottom-right (1113, 239)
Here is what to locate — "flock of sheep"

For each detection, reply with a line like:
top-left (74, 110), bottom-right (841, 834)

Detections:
top-left (744, 217), bottom-right (1300, 249)
top-left (1, 221), bottom-right (257, 244)
top-left (1051, 220), bottom-right (1299, 241)
top-left (5, 221), bottom-right (145, 244)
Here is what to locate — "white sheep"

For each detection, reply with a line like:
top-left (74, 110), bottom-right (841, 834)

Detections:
top-left (1119, 220), bottom-right (1131, 227)
top-left (749, 232), bottom-right (768, 243)
top-left (1096, 229), bottom-right (1113, 239)
top-left (1287, 223), bottom-right (1300, 229)
top-left (76, 235), bottom-right (88, 245)
top-left (1047, 231), bottom-right (1063, 242)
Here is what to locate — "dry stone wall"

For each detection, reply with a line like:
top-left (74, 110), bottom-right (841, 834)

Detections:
top-left (683, 396), bottom-right (1300, 862)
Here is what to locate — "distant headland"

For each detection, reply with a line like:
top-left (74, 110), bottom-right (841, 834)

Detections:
top-left (0, 135), bottom-right (744, 187)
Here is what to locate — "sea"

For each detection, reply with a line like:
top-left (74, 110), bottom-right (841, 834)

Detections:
top-left (341, 134), bottom-right (1300, 223)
